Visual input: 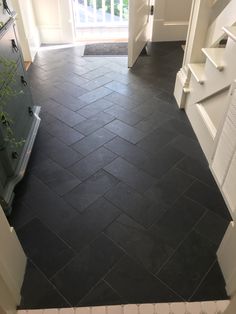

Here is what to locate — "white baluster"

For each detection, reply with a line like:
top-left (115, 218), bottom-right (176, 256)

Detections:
top-left (119, 0), bottom-right (123, 22)
top-left (102, 0), bottom-right (106, 24)
top-left (84, 0), bottom-right (88, 23)
top-left (93, 0), bottom-right (97, 23)
top-left (111, 0), bottom-right (114, 22)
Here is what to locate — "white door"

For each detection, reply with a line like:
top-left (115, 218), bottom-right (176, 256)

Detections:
top-left (128, 0), bottom-right (152, 68)
top-left (0, 206), bottom-right (27, 314)
top-left (31, 0), bottom-right (75, 44)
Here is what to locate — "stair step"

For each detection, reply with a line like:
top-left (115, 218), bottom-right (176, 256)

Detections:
top-left (188, 63), bottom-right (205, 84)
top-left (223, 26), bottom-right (236, 42)
top-left (202, 48), bottom-right (225, 71)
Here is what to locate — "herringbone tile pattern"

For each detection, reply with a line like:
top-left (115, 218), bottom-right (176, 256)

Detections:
top-left (9, 43), bottom-right (230, 309)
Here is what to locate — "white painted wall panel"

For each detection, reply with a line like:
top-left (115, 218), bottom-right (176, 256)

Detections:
top-left (152, 0), bottom-right (192, 42)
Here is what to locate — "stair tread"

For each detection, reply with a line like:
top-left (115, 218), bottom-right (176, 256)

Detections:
top-left (223, 26), bottom-right (236, 42)
top-left (188, 63), bottom-right (205, 84)
top-left (202, 48), bottom-right (225, 70)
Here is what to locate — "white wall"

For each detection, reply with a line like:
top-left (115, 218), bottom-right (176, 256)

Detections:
top-left (12, 0), bottom-right (40, 62)
top-left (32, 0), bottom-right (75, 44)
top-left (152, 0), bottom-right (193, 42)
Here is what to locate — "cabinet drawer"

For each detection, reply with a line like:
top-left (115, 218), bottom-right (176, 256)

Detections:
top-left (0, 61), bottom-right (34, 173)
top-left (0, 22), bottom-right (20, 83)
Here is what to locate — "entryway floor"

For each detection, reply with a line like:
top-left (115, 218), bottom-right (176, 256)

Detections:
top-left (9, 42), bottom-right (230, 309)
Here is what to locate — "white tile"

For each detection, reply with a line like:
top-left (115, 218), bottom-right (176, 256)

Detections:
top-left (27, 310), bottom-right (43, 314)
top-left (155, 303), bottom-right (170, 314)
top-left (186, 302), bottom-right (202, 314)
top-left (170, 302), bottom-right (186, 314)
top-left (139, 304), bottom-right (155, 314)
top-left (107, 305), bottom-right (123, 314)
top-left (60, 308), bottom-right (75, 314)
top-left (91, 306), bottom-right (106, 314)
top-left (123, 305), bottom-right (138, 314)
top-left (216, 300), bottom-right (230, 314)
top-left (17, 311), bottom-right (28, 314)
top-left (76, 307), bottom-right (91, 314)
top-left (201, 301), bottom-right (217, 314)
top-left (43, 310), bottom-right (59, 314)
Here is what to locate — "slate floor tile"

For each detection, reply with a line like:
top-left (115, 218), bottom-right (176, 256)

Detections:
top-left (69, 147), bottom-right (117, 181)
top-left (145, 168), bottom-right (194, 206)
top-left (17, 218), bottom-right (75, 278)
top-left (158, 231), bottom-right (217, 300)
top-left (105, 255), bottom-right (181, 303)
top-left (170, 135), bottom-right (206, 162)
top-left (18, 175), bottom-right (78, 234)
top-left (79, 280), bottom-right (124, 306)
top-left (19, 261), bottom-right (70, 309)
top-left (82, 76), bottom-right (113, 91)
top-left (45, 119), bottom-right (84, 145)
top-left (194, 210), bottom-right (229, 246)
top-left (185, 180), bottom-right (231, 221)
top-left (105, 182), bottom-right (163, 228)
top-left (161, 118), bottom-right (196, 139)
top-left (79, 87), bottom-right (113, 104)
top-left (40, 137), bottom-right (84, 168)
top-left (190, 262), bottom-right (228, 301)
top-left (140, 145), bottom-right (184, 179)
top-left (104, 136), bottom-right (150, 167)
top-left (32, 159), bottom-right (81, 196)
top-left (105, 214), bottom-right (174, 273)
top-left (105, 120), bottom-right (146, 144)
top-left (59, 197), bottom-right (120, 252)
top-left (74, 112), bottom-right (115, 135)
top-left (83, 67), bottom-right (111, 80)
top-left (150, 196), bottom-right (206, 249)
top-left (105, 105), bottom-right (143, 126)
top-left (55, 82), bottom-right (87, 99)
top-left (47, 104), bottom-right (86, 127)
top-left (135, 111), bottom-right (171, 133)
top-left (176, 156), bottom-right (216, 187)
top-left (105, 81), bottom-right (133, 96)
top-left (50, 87), bottom-right (87, 111)
top-left (63, 170), bottom-right (119, 212)
top-left (78, 99), bottom-right (113, 118)
top-left (72, 128), bottom-right (116, 156)
top-left (52, 234), bottom-right (123, 305)
top-left (104, 92), bottom-right (140, 109)
top-left (137, 127), bottom-right (177, 154)
top-left (9, 200), bottom-right (37, 231)
top-left (104, 157), bottom-right (156, 193)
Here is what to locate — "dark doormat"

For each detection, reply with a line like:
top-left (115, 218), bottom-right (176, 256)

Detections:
top-left (84, 42), bottom-right (128, 55)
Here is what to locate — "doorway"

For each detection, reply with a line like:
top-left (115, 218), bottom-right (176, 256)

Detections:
top-left (72, 0), bottom-right (129, 43)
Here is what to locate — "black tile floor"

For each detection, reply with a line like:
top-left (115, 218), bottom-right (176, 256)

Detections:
top-left (9, 42), bottom-right (231, 309)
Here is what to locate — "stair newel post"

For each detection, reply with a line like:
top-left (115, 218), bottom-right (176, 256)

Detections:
top-left (174, 0), bottom-right (213, 108)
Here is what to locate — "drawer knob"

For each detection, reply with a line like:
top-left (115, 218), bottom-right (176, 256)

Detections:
top-left (11, 39), bottom-right (19, 52)
top-left (28, 107), bottom-right (33, 116)
top-left (12, 151), bottom-right (19, 159)
top-left (21, 76), bottom-right (28, 86)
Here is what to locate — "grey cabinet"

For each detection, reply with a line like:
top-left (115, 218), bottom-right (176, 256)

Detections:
top-left (0, 16), bottom-right (40, 214)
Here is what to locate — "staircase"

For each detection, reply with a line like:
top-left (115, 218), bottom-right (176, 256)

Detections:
top-left (185, 24), bottom-right (236, 161)
top-left (17, 300), bottom-right (230, 314)
top-left (174, 0), bottom-right (236, 219)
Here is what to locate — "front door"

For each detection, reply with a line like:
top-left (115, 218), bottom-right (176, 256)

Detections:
top-left (128, 0), bottom-right (152, 67)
